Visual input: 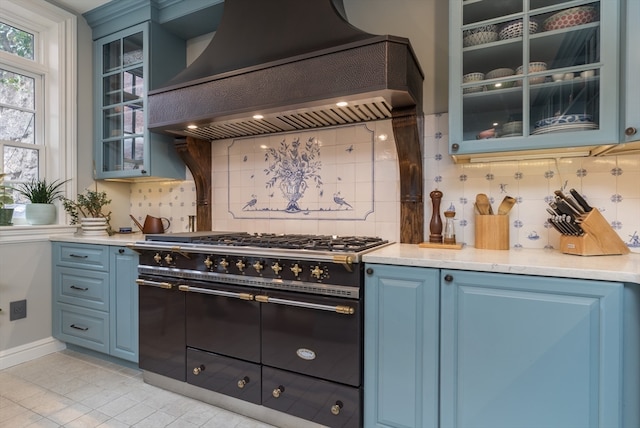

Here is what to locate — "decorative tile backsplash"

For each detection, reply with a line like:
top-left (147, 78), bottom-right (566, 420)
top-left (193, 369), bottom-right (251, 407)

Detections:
top-left (131, 113), bottom-right (640, 253)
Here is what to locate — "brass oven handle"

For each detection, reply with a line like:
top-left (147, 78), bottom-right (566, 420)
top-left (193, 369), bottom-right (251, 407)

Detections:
top-left (178, 285), bottom-right (254, 301)
top-left (272, 385), bottom-right (285, 398)
top-left (136, 279), bottom-right (173, 289)
top-left (237, 376), bottom-right (250, 389)
top-left (255, 295), bottom-right (354, 315)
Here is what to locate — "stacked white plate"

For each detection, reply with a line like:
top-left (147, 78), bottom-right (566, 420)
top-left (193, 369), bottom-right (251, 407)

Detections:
top-left (531, 122), bottom-right (598, 135)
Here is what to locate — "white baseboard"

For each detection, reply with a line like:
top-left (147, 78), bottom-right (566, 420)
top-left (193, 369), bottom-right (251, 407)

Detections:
top-left (0, 337), bottom-right (66, 370)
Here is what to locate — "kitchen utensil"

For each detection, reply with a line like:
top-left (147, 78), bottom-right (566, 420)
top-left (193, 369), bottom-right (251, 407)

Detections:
top-left (497, 196), bottom-right (516, 215)
top-left (429, 190), bottom-right (443, 243)
top-left (569, 189), bottom-right (593, 212)
top-left (130, 214), bottom-right (171, 234)
top-left (475, 193), bottom-right (492, 215)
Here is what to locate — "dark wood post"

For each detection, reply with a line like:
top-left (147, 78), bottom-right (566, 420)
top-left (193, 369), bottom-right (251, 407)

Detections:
top-left (392, 107), bottom-right (424, 244)
top-left (174, 137), bottom-right (212, 231)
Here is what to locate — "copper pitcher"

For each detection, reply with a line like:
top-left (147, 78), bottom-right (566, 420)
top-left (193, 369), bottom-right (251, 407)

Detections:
top-left (130, 214), bottom-right (170, 234)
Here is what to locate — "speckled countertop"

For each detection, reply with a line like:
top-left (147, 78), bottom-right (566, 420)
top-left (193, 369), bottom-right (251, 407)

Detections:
top-left (362, 243), bottom-right (640, 284)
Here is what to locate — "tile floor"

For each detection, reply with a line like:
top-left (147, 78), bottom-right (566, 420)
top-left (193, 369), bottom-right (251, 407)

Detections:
top-left (0, 350), bottom-right (277, 428)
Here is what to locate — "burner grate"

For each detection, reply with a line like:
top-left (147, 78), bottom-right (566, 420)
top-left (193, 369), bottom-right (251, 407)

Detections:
top-left (191, 233), bottom-right (387, 252)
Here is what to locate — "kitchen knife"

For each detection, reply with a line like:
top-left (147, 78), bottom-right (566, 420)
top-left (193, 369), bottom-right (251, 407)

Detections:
top-left (569, 188), bottom-right (593, 212)
top-left (554, 190), bottom-right (584, 215)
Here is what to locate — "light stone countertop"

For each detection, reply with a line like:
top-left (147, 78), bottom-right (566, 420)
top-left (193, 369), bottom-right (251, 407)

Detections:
top-left (50, 232), bottom-right (145, 246)
top-left (363, 243), bottom-right (640, 284)
top-left (49, 234), bottom-right (640, 284)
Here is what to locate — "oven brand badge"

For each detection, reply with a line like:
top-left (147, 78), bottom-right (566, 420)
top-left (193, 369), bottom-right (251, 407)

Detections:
top-left (296, 348), bottom-right (316, 361)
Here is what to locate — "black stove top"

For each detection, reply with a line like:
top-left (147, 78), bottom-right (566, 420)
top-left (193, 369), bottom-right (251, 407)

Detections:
top-left (145, 232), bottom-right (388, 253)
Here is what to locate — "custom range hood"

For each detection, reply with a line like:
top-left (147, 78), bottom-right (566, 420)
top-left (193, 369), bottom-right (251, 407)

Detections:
top-left (148, 0), bottom-right (425, 243)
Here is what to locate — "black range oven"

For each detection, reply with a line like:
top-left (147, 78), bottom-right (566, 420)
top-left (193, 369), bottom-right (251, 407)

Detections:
top-left (130, 232), bottom-right (390, 428)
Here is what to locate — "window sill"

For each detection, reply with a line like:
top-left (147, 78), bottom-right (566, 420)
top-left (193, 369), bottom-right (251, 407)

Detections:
top-left (0, 225), bottom-right (78, 243)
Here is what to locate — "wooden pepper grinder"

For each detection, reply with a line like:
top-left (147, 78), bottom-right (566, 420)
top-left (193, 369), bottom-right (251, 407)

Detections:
top-left (429, 190), bottom-right (443, 243)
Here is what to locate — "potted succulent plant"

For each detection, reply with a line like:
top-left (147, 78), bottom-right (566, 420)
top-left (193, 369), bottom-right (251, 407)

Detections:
top-left (61, 188), bottom-right (113, 235)
top-left (0, 173), bottom-right (15, 226)
top-left (13, 178), bottom-right (69, 225)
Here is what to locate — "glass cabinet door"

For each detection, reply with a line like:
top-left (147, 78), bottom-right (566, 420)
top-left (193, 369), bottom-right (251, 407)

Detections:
top-left (451, 0), bottom-right (615, 157)
top-left (99, 31), bottom-right (145, 174)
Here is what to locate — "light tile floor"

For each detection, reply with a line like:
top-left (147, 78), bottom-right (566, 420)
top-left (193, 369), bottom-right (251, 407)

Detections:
top-left (0, 350), bottom-right (277, 428)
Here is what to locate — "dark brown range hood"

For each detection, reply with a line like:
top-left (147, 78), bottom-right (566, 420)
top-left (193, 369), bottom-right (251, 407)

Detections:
top-left (147, 0), bottom-right (425, 243)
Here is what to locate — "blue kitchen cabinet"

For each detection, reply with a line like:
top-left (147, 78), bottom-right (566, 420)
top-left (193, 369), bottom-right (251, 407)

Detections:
top-left (52, 242), bottom-right (139, 363)
top-left (364, 264), bottom-right (440, 428)
top-left (621, 0), bottom-right (640, 146)
top-left (449, 0), bottom-right (620, 160)
top-left (440, 269), bottom-right (623, 428)
top-left (110, 246), bottom-right (139, 362)
top-left (93, 22), bottom-right (186, 180)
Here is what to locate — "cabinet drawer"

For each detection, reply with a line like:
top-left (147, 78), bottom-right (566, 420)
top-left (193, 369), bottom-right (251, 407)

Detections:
top-left (55, 303), bottom-right (109, 354)
top-left (187, 348), bottom-right (261, 405)
top-left (262, 366), bottom-right (361, 428)
top-left (54, 243), bottom-right (109, 271)
top-left (56, 267), bottom-right (109, 310)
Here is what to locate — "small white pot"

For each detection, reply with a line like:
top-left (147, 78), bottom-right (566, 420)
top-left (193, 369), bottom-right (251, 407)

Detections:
top-left (25, 203), bottom-right (57, 225)
top-left (80, 217), bottom-right (109, 236)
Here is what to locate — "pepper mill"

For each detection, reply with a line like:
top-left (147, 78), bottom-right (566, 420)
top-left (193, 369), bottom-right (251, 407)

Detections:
top-left (429, 190), bottom-right (443, 243)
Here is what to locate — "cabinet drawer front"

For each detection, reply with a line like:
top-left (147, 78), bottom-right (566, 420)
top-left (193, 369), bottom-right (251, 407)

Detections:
top-left (55, 243), bottom-right (109, 271)
top-left (186, 348), bottom-right (261, 405)
top-left (262, 366), bottom-right (361, 428)
top-left (56, 303), bottom-right (109, 353)
top-left (57, 267), bottom-right (109, 310)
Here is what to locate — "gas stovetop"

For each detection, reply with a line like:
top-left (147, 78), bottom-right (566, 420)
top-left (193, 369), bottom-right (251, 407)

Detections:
top-left (131, 232), bottom-right (391, 298)
top-left (141, 232), bottom-right (390, 254)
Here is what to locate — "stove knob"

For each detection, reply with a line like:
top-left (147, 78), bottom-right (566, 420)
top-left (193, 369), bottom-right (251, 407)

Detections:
top-left (271, 262), bottom-right (283, 275)
top-left (219, 258), bottom-right (229, 270)
top-left (204, 256), bottom-right (214, 269)
top-left (153, 253), bottom-right (162, 264)
top-left (192, 365), bottom-right (205, 375)
top-left (164, 254), bottom-right (173, 264)
top-left (311, 266), bottom-right (324, 279)
top-left (331, 401), bottom-right (344, 415)
top-left (253, 261), bottom-right (264, 273)
top-left (272, 385), bottom-right (285, 398)
top-left (237, 376), bottom-right (250, 389)
top-left (236, 259), bottom-right (246, 271)
top-left (290, 263), bottom-right (303, 277)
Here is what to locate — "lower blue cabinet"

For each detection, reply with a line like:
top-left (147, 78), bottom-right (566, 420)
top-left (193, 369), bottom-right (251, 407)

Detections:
top-left (440, 269), bottom-right (623, 428)
top-left (53, 242), bottom-right (139, 363)
top-left (364, 264), bottom-right (440, 428)
top-left (364, 264), bottom-right (623, 428)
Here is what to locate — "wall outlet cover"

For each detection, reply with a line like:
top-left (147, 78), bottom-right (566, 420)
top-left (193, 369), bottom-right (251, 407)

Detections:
top-left (10, 299), bottom-right (26, 321)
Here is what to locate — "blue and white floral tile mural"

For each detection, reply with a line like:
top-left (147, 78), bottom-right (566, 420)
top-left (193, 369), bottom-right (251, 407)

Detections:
top-left (227, 124), bottom-right (375, 220)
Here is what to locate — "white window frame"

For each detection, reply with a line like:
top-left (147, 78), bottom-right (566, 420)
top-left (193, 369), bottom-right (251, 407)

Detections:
top-left (0, 0), bottom-right (77, 241)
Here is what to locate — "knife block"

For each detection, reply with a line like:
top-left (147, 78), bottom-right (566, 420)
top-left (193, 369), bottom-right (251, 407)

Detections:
top-left (559, 208), bottom-right (630, 256)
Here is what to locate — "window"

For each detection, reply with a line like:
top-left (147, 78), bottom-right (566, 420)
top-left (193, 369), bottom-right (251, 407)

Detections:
top-left (0, 0), bottom-right (76, 232)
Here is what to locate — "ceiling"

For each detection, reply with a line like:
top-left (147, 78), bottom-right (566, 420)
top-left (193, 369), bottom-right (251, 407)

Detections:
top-left (53, 0), bottom-right (111, 14)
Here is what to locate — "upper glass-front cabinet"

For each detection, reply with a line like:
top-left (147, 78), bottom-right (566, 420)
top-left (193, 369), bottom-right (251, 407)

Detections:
top-left (100, 31), bottom-right (145, 174)
top-left (449, 0), bottom-right (620, 160)
top-left (94, 22), bottom-right (186, 180)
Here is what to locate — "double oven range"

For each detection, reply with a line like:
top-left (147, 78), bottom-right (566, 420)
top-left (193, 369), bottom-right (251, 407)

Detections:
top-left (130, 232), bottom-right (390, 428)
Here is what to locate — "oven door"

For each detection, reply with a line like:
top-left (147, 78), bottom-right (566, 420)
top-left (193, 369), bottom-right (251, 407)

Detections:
top-left (259, 291), bottom-right (362, 387)
top-left (137, 276), bottom-right (186, 381)
top-left (181, 281), bottom-right (261, 363)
